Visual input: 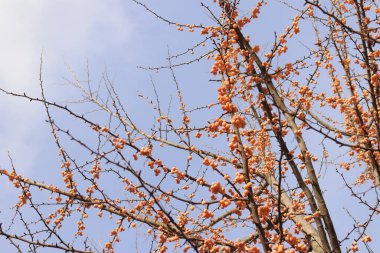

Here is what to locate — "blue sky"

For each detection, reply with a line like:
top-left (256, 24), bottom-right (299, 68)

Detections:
top-left (0, 0), bottom-right (379, 252)
top-left (0, 1), bottom-right (213, 251)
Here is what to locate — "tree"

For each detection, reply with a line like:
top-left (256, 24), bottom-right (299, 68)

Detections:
top-left (0, 0), bottom-right (379, 252)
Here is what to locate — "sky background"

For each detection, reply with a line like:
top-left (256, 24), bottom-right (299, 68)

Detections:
top-left (0, 1), bottom-right (214, 251)
top-left (0, 0), bottom-right (378, 252)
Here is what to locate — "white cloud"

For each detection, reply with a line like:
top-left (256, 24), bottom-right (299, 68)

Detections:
top-left (0, 0), bottom-right (133, 173)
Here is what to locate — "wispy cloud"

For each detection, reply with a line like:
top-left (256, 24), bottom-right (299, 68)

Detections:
top-left (0, 0), bottom-right (133, 173)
